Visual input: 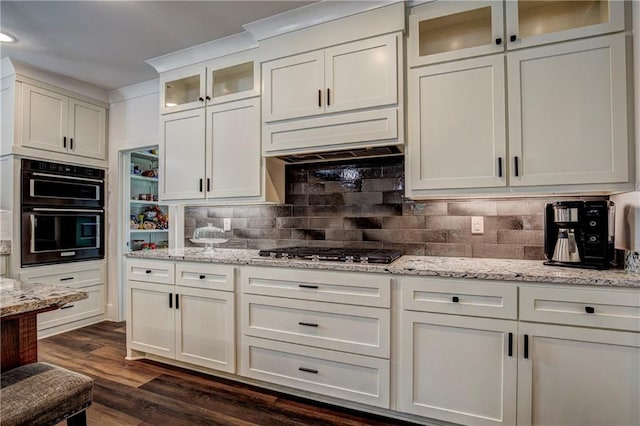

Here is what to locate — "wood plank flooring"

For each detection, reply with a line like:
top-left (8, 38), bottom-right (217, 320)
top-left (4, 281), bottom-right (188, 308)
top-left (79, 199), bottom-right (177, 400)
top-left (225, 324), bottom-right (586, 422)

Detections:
top-left (38, 321), bottom-right (417, 426)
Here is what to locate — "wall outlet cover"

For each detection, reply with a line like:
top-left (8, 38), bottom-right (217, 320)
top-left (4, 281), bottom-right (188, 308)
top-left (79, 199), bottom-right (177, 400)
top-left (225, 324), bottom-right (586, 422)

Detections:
top-left (223, 218), bottom-right (231, 231)
top-left (471, 216), bottom-right (484, 234)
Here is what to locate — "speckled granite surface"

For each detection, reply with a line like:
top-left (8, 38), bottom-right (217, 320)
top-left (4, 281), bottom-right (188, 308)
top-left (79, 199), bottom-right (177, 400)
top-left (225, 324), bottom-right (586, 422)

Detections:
top-left (126, 248), bottom-right (640, 288)
top-left (0, 278), bottom-right (88, 317)
top-left (0, 240), bottom-right (10, 255)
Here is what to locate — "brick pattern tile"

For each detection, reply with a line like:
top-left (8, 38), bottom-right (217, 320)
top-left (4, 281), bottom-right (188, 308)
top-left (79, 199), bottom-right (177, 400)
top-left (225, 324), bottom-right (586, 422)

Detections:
top-left (182, 157), bottom-right (608, 260)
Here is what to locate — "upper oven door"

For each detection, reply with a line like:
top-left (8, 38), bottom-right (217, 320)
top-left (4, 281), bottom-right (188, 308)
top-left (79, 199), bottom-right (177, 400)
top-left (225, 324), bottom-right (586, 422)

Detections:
top-left (22, 171), bottom-right (104, 208)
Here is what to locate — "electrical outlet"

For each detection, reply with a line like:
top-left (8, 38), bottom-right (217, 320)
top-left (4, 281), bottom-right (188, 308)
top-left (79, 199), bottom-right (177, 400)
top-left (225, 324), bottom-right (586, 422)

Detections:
top-left (223, 218), bottom-right (231, 231)
top-left (471, 216), bottom-right (484, 235)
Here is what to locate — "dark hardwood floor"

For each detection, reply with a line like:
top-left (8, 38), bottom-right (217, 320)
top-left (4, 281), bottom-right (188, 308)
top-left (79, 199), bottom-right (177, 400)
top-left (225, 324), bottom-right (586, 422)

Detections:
top-left (39, 321), bottom-right (417, 426)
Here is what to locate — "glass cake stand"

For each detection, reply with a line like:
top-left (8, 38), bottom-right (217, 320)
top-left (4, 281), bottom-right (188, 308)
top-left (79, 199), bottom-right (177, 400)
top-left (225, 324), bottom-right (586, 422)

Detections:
top-left (190, 224), bottom-right (228, 253)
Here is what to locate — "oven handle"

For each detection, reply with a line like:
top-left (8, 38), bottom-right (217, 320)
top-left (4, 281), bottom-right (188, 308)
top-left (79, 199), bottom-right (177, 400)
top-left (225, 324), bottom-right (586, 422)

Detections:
top-left (30, 214), bottom-right (36, 253)
top-left (31, 172), bottom-right (104, 184)
top-left (31, 208), bottom-right (104, 213)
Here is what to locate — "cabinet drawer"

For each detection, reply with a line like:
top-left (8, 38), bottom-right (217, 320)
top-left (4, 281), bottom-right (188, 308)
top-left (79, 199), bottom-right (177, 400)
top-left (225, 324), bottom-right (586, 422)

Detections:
top-left (37, 284), bottom-right (105, 330)
top-left (400, 277), bottom-right (517, 320)
top-left (520, 286), bottom-right (640, 332)
top-left (240, 336), bottom-right (390, 408)
top-left (175, 263), bottom-right (234, 291)
top-left (243, 294), bottom-right (389, 358)
top-left (241, 266), bottom-right (390, 308)
top-left (126, 259), bottom-right (175, 285)
top-left (19, 261), bottom-right (105, 287)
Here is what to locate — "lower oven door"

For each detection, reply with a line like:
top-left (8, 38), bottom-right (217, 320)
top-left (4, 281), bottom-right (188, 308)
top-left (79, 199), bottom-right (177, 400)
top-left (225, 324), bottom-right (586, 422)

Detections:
top-left (22, 208), bottom-right (105, 266)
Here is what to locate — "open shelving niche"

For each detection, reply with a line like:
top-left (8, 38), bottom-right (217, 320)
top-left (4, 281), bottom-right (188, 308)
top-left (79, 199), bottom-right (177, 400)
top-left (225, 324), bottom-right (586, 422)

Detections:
top-left (126, 148), bottom-right (170, 251)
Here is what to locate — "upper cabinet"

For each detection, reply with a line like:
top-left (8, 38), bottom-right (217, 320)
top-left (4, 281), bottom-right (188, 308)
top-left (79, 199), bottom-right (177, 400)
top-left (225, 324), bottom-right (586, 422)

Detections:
top-left (160, 50), bottom-right (259, 114)
top-left (409, 0), bottom-right (625, 67)
top-left (262, 33), bottom-right (403, 156)
top-left (263, 34), bottom-right (398, 123)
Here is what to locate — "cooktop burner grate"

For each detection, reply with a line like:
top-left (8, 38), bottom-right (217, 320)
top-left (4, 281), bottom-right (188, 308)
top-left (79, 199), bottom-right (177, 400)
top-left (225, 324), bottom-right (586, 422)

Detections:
top-left (258, 246), bottom-right (403, 264)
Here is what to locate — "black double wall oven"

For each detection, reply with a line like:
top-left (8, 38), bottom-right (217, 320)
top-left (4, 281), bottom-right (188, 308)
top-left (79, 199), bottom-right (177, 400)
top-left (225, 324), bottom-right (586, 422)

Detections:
top-left (21, 159), bottom-right (105, 267)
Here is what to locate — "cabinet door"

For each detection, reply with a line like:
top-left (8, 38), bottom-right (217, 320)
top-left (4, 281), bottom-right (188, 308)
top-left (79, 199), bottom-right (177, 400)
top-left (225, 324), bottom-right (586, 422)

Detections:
top-left (159, 109), bottom-right (206, 200)
top-left (399, 311), bottom-right (517, 426)
top-left (262, 50), bottom-right (324, 122)
top-left (128, 281), bottom-right (175, 358)
top-left (21, 84), bottom-right (68, 154)
top-left (174, 286), bottom-right (235, 373)
top-left (68, 98), bottom-right (106, 160)
top-left (324, 34), bottom-right (398, 114)
top-left (408, 55), bottom-right (506, 191)
top-left (408, 1), bottom-right (504, 67)
top-left (206, 98), bottom-right (261, 198)
top-left (505, 0), bottom-right (625, 51)
top-left (508, 34), bottom-right (628, 187)
top-left (517, 322), bottom-right (640, 426)
top-left (160, 64), bottom-right (206, 114)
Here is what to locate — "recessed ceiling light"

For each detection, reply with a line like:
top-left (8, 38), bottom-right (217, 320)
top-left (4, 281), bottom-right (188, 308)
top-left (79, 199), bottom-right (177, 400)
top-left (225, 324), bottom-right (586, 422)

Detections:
top-left (0, 32), bottom-right (16, 43)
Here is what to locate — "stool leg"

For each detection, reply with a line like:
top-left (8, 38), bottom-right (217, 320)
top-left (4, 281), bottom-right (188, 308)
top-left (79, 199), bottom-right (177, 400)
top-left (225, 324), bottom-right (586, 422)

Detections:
top-left (66, 410), bottom-right (87, 426)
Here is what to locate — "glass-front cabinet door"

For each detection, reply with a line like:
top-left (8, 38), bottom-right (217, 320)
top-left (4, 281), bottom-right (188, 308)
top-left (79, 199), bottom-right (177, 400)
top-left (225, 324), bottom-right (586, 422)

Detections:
top-left (160, 64), bottom-right (205, 114)
top-left (408, 1), bottom-right (504, 67)
top-left (505, 0), bottom-right (625, 50)
top-left (206, 49), bottom-right (259, 105)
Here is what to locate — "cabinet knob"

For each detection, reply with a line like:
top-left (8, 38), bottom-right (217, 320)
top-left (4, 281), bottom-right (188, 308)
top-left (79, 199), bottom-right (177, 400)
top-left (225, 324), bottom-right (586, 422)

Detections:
top-left (199, 275), bottom-right (206, 279)
top-left (495, 37), bottom-right (502, 46)
top-left (198, 97), bottom-right (204, 102)
top-left (452, 296), bottom-right (459, 303)
top-left (510, 34), bottom-right (517, 42)
top-left (205, 96), bottom-right (211, 101)
top-left (585, 306), bottom-right (595, 314)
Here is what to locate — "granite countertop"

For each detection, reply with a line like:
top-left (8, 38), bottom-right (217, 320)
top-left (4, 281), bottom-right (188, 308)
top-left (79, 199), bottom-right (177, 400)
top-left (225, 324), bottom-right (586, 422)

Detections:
top-left (0, 240), bottom-right (10, 255)
top-left (126, 248), bottom-right (640, 288)
top-left (0, 277), bottom-right (88, 317)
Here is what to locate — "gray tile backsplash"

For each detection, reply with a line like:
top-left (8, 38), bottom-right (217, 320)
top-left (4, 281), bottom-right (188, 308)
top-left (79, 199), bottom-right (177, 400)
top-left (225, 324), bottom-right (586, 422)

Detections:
top-left (184, 157), bottom-right (607, 260)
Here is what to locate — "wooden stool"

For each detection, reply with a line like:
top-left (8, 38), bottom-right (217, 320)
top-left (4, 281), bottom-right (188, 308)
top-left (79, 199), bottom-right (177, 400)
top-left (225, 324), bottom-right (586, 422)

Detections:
top-left (0, 362), bottom-right (93, 426)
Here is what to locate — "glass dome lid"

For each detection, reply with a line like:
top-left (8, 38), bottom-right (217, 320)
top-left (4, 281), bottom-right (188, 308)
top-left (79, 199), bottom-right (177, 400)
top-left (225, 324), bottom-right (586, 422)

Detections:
top-left (190, 223), bottom-right (228, 252)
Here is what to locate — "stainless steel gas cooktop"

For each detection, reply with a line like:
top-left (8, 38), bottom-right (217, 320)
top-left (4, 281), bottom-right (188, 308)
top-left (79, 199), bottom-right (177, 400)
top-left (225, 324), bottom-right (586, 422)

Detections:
top-left (258, 246), bottom-right (403, 264)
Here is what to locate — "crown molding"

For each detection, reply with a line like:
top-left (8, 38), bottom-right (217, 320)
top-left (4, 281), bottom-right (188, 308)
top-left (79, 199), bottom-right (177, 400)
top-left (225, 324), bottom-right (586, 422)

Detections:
top-left (145, 31), bottom-right (257, 74)
top-left (109, 78), bottom-right (159, 104)
top-left (243, 0), bottom-right (400, 41)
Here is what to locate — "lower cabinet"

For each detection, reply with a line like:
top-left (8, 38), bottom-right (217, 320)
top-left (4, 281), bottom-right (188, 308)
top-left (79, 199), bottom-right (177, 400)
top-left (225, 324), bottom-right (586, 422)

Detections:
top-left (517, 323), bottom-right (640, 426)
top-left (126, 259), bottom-right (236, 373)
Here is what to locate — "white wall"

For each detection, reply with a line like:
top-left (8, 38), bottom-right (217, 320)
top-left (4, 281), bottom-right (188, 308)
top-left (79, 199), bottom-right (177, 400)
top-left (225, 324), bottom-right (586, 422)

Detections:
top-left (106, 79), bottom-right (159, 321)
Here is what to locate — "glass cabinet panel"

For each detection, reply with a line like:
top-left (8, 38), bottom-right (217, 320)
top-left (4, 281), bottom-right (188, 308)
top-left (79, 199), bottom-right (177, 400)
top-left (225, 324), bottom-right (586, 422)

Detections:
top-left (164, 75), bottom-right (201, 108)
top-left (212, 62), bottom-right (254, 99)
top-left (418, 7), bottom-right (492, 57)
top-left (517, 1), bottom-right (609, 40)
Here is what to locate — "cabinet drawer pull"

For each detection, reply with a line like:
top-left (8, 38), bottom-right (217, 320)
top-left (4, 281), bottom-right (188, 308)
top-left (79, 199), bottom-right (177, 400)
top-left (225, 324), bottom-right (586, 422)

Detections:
top-left (145, 270), bottom-right (152, 274)
top-left (175, 294), bottom-right (179, 309)
top-left (299, 367), bottom-right (318, 374)
top-left (498, 157), bottom-right (503, 178)
top-left (60, 305), bottom-right (75, 310)
top-left (298, 322), bottom-right (318, 327)
top-left (169, 293), bottom-right (173, 308)
top-left (327, 88), bottom-right (330, 106)
top-left (199, 275), bottom-right (206, 279)
top-left (59, 277), bottom-right (74, 281)
top-left (524, 334), bottom-right (529, 359)
top-left (510, 34), bottom-right (517, 42)
top-left (299, 284), bottom-right (319, 289)
top-left (452, 296), bottom-right (459, 303)
top-left (508, 332), bottom-right (513, 357)
top-left (495, 37), bottom-right (502, 46)
top-left (585, 306), bottom-right (595, 314)
top-left (318, 89), bottom-right (322, 107)
top-left (514, 156), bottom-right (519, 177)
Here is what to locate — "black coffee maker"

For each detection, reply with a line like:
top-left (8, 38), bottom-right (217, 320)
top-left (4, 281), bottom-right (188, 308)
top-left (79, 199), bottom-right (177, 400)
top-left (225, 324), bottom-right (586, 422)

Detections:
top-left (544, 201), bottom-right (615, 270)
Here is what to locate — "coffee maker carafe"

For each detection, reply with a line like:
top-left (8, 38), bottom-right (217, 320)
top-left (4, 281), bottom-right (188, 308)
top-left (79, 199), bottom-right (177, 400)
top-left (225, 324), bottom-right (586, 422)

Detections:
top-left (544, 201), bottom-right (615, 269)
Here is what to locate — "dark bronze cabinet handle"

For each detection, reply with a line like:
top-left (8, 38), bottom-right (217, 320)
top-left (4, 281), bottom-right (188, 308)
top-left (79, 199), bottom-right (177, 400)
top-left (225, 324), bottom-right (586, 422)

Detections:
top-left (498, 157), bottom-right (503, 177)
top-left (514, 156), bottom-right (520, 177)
top-left (145, 270), bottom-right (152, 274)
top-left (199, 97), bottom-right (204, 102)
top-left (61, 305), bottom-right (75, 310)
top-left (299, 284), bottom-right (319, 289)
top-left (70, 138), bottom-right (74, 150)
top-left (318, 89), bottom-right (322, 107)
top-left (199, 179), bottom-right (203, 192)
top-left (299, 367), bottom-right (318, 374)
top-left (508, 332), bottom-right (513, 357)
top-left (207, 178), bottom-right (210, 192)
top-left (585, 306), bottom-right (595, 314)
top-left (169, 293), bottom-right (173, 308)
top-left (452, 296), bottom-right (459, 303)
top-left (205, 96), bottom-right (211, 101)
top-left (60, 277), bottom-right (74, 281)
top-left (524, 334), bottom-right (529, 359)
top-left (496, 37), bottom-right (502, 45)
top-left (175, 294), bottom-right (179, 309)
top-left (63, 136), bottom-right (67, 148)
top-left (199, 275), bottom-right (206, 279)
top-left (298, 322), bottom-right (319, 327)
top-left (327, 88), bottom-right (330, 106)
top-left (510, 34), bottom-right (517, 42)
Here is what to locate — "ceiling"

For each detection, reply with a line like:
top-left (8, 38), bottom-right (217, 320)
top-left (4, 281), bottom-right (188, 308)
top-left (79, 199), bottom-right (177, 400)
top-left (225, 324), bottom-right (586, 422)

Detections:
top-left (0, 1), bottom-right (314, 91)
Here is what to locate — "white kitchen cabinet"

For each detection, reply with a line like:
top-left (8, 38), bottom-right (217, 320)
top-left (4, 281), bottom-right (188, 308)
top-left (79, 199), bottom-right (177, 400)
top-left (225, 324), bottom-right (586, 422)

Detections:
top-left (508, 33), bottom-right (628, 187)
top-left (160, 49), bottom-right (259, 114)
top-left (399, 311), bottom-right (517, 426)
top-left (398, 276), bottom-right (518, 426)
top-left (408, 0), bottom-right (625, 67)
top-left (160, 97), bottom-right (281, 202)
top-left (262, 33), bottom-right (397, 123)
top-left (21, 84), bottom-right (106, 160)
top-left (408, 54), bottom-right (506, 191)
top-left (126, 259), bottom-right (236, 373)
top-left (517, 322), bottom-right (640, 426)
top-left (18, 260), bottom-right (107, 337)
